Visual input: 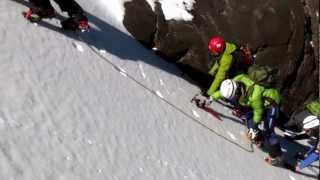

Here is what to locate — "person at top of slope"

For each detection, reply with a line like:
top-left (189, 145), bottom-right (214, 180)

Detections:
top-left (23, 0), bottom-right (89, 31)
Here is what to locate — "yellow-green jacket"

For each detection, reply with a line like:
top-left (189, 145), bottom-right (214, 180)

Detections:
top-left (207, 42), bottom-right (237, 96)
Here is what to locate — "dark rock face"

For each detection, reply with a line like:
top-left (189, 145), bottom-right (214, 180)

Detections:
top-left (281, 0), bottom-right (319, 116)
top-left (123, 0), bottom-right (157, 47)
top-left (123, 0), bottom-right (319, 117)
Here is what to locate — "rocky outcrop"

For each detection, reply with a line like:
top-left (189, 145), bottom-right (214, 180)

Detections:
top-left (281, 0), bottom-right (319, 116)
top-left (123, 0), bottom-right (157, 47)
top-left (123, 0), bottom-right (319, 118)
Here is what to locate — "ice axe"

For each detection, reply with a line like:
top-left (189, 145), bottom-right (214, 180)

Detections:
top-left (191, 95), bottom-right (222, 121)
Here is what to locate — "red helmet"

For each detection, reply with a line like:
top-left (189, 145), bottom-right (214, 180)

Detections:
top-left (208, 36), bottom-right (226, 54)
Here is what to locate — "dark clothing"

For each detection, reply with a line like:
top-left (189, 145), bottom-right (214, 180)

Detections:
top-left (263, 106), bottom-right (282, 158)
top-left (229, 48), bottom-right (252, 77)
top-left (246, 105), bottom-right (282, 158)
top-left (264, 106), bottom-right (279, 135)
top-left (285, 113), bottom-right (319, 170)
top-left (30, 0), bottom-right (84, 16)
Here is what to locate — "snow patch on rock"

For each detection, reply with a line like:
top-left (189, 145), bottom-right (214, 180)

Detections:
top-left (99, 0), bottom-right (195, 22)
top-left (99, 0), bottom-right (131, 22)
top-left (157, 0), bottom-right (195, 21)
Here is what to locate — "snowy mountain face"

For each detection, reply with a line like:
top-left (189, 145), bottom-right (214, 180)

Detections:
top-left (0, 0), bottom-right (318, 180)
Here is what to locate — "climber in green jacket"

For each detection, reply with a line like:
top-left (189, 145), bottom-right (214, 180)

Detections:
top-left (212, 73), bottom-right (265, 125)
top-left (213, 73), bottom-right (284, 165)
top-left (206, 36), bottom-right (238, 96)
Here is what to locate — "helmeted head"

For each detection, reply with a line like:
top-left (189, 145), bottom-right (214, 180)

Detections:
top-left (303, 115), bottom-right (320, 130)
top-left (208, 36), bottom-right (226, 55)
top-left (220, 79), bottom-right (238, 100)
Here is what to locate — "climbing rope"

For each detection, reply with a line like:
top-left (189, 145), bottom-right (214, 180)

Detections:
top-left (76, 32), bottom-right (254, 153)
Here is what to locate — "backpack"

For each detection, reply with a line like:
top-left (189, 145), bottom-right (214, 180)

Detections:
top-left (239, 65), bottom-right (277, 104)
top-left (247, 64), bottom-right (277, 87)
top-left (229, 44), bottom-right (254, 77)
top-left (239, 45), bottom-right (254, 66)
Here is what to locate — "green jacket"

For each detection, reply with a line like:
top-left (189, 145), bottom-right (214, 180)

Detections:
top-left (306, 100), bottom-right (320, 116)
top-left (212, 74), bottom-right (265, 124)
top-left (207, 42), bottom-right (237, 96)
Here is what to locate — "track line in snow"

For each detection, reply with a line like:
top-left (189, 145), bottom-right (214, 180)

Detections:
top-left (226, 131), bottom-right (237, 140)
top-left (73, 42), bottom-right (84, 52)
top-left (192, 110), bottom-right (200, 118)
top-left (138, 63), bottom-right (147, 79)
top-left (155, 91), bottom-right (164, 99)
top-left (289, 175), bottom-right (297, 180)
top-left (119, 71), bottom-right (127, 77)
top-left (118, 67), bottom-right (127, 77)
top-left (160, 79), bottom-right (164, 86)
top-left (159, 78), bottom-right (171, 94)
top-left (99, 49), bottom-right (107, 54)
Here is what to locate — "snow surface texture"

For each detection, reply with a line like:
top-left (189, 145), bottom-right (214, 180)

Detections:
top-left (0, 0), bottom-right (318, 180)
top-left (99, 0), bottom-right (195, 22)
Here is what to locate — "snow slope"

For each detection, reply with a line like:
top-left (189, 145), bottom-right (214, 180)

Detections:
top-left (0, 0), bottom-right (318, 180)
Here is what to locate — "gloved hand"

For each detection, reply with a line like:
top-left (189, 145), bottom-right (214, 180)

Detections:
top-left (199, 98), bottom-right (211, 107)
top-left (193, 98), bottom-right (212, 108)
top-left (200, 90), bottom-right (209, 98)
top-left (232, 108), bottom-right (250, 122)
top-left (232, 108), bottom-right (243, 117)
top-left (211, 91), bottom-right (222, 101)
top-left (247, 128), bottom-right (259, 141)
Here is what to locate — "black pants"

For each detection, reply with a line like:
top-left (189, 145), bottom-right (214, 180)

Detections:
top-left (30, 0), bottom-right (84, 16)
